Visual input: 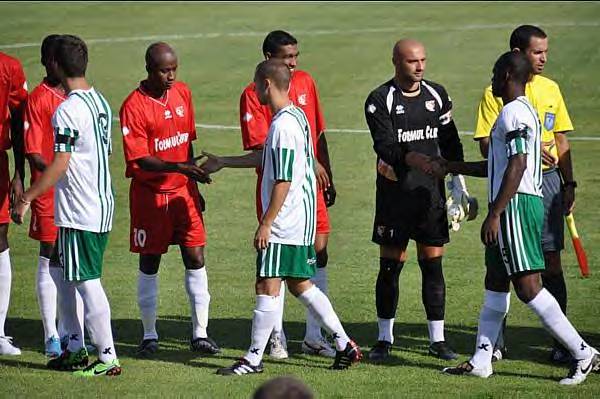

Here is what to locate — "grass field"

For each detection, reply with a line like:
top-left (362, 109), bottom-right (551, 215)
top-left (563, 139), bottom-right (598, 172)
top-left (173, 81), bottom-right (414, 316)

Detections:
top-left (1, 2), bottom-right (600, 398)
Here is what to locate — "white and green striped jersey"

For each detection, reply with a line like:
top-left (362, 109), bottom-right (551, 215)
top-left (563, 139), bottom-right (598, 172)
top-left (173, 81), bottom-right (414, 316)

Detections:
top-left (52, 88), bottom-right (114, 233)
top-left (261, 104), bottom-right (316, 246)
top-left (488, 96), bottom-right (542, 202)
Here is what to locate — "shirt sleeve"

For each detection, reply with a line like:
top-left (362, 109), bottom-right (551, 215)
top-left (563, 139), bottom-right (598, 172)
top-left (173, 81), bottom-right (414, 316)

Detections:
top-left (270, 124), bottom-right (296, 182)
top-left (364, 90), bottom-right (406, 177)
top-left (240, 88), bottom-right (269, 151)
top-left (120, 101), bottom-right (150, 161)
top-left (504, 114), bottom-right (530, 158)
top-left (8, 58), bottom-right (28, 112)
top-left (183, 85), bottom-right (197, 141)
top-left (311, 79), bottom-right (326, 136)
top-left (23, 95), bottom-right (44, 155)
top-left (553, 87), bottom-right (574, 133)
top-left (437, 86), bottom-right (464, 162)
top-left (474, 87), bottom-right (502, 140)
top-left (53, 106), bottom-right (79, 153)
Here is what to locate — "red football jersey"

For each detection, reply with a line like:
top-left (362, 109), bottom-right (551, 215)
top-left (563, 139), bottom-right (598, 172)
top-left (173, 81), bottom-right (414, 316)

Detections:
top-left (240, 69), bottom-right (325, 152)
top-left (0, 52), bottom-right (28, 151)
top-left (120, 81), bottom-right (197, 193)
top-left (24, 80), bottom-right (65, 216)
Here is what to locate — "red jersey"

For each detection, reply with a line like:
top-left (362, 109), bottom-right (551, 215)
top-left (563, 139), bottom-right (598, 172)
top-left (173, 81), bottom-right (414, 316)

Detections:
top-left (0, 52), bottom-right (28, 151)
top-left (24, 80), bottom-right (66, 182)
top-left (240, 69), bottom-right (326, 152)
top-left (120, 81), bottom-right (197, 193)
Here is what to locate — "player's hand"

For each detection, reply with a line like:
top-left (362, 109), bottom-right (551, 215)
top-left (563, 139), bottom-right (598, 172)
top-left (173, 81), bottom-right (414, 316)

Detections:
top-left (254, 222), bottom-right (271, 250)
top-left (324, 183), bottom-right (336, 207)
top-left (196, 152), bottom-right (224, 176)
top-left (563, 186), bottom-right (575, 215)
top-left (481, 211), bottom-right (500, 246)
top-left (541, 147), bottom-right (558, 167)
top-left (9, 173), bottom-right (24, 212)
top-left (315, 161), bottom-right (330, 190)
top-left (428, 156), bottom-right (448, 179)
top-left (405, 152), bottom-right (433, 175)
top-left (11, 194), bottom-right (30, 225)
top-left (179, 163), bottom-right (212, 184)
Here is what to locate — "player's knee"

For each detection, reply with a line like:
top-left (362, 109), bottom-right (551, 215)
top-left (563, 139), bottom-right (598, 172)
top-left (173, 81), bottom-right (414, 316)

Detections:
top-left (316, 247), bottom-right (328, 268)
top-left (139, 255), bottom-right (161, 275)
top-left (543, 251), bottom-right (562, 277)
top-left (513, 279), bottom-right (541, 304)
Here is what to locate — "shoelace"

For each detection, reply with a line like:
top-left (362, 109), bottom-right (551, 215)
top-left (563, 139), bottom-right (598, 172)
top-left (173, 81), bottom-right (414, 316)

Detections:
top-left (81, 360), bottom-right (103, 372)
top-left (0, 336), bottom-right (16, 344)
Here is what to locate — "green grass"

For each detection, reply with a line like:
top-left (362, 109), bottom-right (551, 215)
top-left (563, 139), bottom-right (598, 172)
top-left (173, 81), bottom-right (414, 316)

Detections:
top-left (1, 2), bottom-right (600, 398)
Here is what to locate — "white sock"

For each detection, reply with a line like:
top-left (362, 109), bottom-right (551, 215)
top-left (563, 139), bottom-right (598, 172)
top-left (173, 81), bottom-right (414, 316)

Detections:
top-left (305, 268), bottom-right (327, 341)
top-left (297, 285), bottom-right (349, 351)
top-left (36, 256), bottom-right (59, 340)
top-left (0, 249), bottom-right (12, 337)
top-left (271, 281), bottom-right (286, 339)
top-left (184, 268), bottom-right (210, 340)
top-left (49, 265), bottom-right (67, 338)
top-left (76, 279), bottom-right (116, 362)
top-left (470, 290), bottom-right (510, 369)
top-left (63, 281), bottom-right (85, 352)
top-left (377, 318), bottom-right (395, 344)
top-left (138, 271), bottom-right (159, 340)
top-left (245, 294), bottom-right (279, 366)
top-left (427, 320), bottom-right (445, 343)
top-left (527, 288), bottom-right (592, 360)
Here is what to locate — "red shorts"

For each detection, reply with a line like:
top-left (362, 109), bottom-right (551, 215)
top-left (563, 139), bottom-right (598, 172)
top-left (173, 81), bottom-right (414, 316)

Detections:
top-left (0, 152), bottom-right (9, 224)
top-left (29, 188), bottom-right (57, 242)
top-left (254, 177), bottom-right (331, 235)
top-left (130, 180), bottom-right (206, 254)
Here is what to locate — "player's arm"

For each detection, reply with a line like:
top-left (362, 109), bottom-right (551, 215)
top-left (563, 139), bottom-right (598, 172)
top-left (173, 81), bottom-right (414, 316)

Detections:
top-left (553, 89), bottom-right (576, 213)
top-left (445, 160), bottom-right (487, 177)
top-left (135, 156), bottom-right (211, 183)
top-left (316, 133), bottom-right (336, 206)
top-left (481, 127), bottom-right (529, 246)
top-left (365, 92), bottom-right (432, 177)
top-left (196, 150), bottom-right (262, 176)
top-left (8, 79), bottom-right (28, 208)
top-left (254, 180), bottom-right (291, 250)
top-left (474, 88), bottom-right (501, 159)
top-left (437, 88), bottom-right (464, 163)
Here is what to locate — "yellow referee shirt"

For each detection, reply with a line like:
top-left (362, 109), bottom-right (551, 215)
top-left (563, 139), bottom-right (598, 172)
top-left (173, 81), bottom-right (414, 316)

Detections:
top-left (474, 74), bottom-right (573, 170)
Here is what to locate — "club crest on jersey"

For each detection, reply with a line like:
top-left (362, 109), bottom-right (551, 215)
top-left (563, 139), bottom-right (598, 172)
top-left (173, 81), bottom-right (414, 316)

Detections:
top-left (175, 106), bottom-right (185, 117)
top-left (298, 94), bottom-right (307, 106)
top-left (243, 112), bottom-right (253, 122)
top-left (544, 112), bottom-right (555, 131)
top-left (367, 104), bottom-right (376, 114)
top-left (425, 100), bottom-right (436, 112)
top-left (395, 105), bottom-right (405, 114)
top-left (164, 110), bottom-right (172, 120)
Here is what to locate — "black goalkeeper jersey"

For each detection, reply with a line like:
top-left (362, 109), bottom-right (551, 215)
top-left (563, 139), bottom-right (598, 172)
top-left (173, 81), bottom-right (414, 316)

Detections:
top-left (365, 78), bottom-right (464, 193)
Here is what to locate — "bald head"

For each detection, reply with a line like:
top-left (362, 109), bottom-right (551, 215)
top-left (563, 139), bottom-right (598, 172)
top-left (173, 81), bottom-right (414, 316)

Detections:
top-left (392, 39), bottom-right (425, 63)
top-left (145, 42), bottom-right (177, 70)
top-left (392, 39), bottom-right (426, 89)
top-left (145, 42), bottom-right (178, 93)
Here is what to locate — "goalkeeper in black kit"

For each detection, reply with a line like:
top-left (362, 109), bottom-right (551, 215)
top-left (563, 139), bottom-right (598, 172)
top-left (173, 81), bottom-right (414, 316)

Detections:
top-left (364, 39), bottom-right (474, 361)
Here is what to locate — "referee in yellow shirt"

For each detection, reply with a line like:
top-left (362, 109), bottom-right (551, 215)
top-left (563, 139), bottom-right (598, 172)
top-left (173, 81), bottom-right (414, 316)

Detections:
top-left (474, 25), bottom-right (576, 364)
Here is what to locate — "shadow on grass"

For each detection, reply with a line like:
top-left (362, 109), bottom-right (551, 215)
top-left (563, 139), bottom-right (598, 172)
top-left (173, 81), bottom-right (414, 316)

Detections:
top-left (4, 316), bottom-right (599, 379)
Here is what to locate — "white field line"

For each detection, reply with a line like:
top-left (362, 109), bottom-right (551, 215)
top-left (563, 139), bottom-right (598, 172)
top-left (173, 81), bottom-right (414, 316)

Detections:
top-left (2, 21), bottom-right (599, 49)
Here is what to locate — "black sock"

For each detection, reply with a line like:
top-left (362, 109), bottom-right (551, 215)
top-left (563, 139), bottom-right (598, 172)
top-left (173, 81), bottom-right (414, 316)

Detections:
top-left (376, 258), bottom-right (404, 319)
top-left (418, 257), bottom-right (445, 321)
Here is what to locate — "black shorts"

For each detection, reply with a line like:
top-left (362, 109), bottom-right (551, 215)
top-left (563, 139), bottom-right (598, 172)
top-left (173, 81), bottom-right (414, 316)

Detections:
top-left (372, 176), bottom-right (449, 247)
top-left (541, 168), bottom-right (564, 252)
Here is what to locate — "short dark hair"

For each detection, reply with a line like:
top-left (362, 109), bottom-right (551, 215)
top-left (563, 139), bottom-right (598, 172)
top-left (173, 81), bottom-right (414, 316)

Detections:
top-left (255, 58), bottom-right (291, 90)
top-left (262, 30), bottom-right (297, 56)
top-left (41, 34), bottom-right (61, 67)
top-left (509, 25), bottom-right (547, 51)
top-left (494, 51), bottom-right (532, 85)
top-left (145, 42), bottom-right (176, 70)
top-left (253, 376), bottom-right (314, 399)
top-left (55, 35), bottom-right (88, 77)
